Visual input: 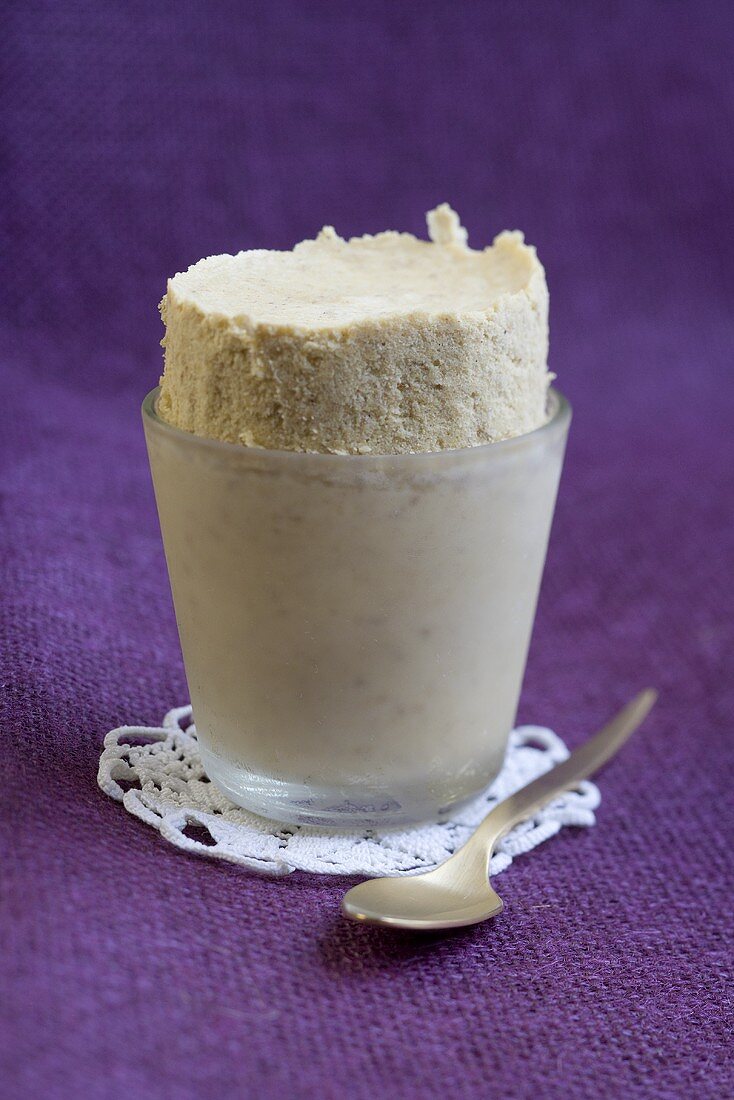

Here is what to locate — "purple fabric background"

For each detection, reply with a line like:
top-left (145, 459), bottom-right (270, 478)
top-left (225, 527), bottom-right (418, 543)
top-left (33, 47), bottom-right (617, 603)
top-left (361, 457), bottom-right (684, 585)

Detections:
top-left (2, 2), bottom-right (732, 1097)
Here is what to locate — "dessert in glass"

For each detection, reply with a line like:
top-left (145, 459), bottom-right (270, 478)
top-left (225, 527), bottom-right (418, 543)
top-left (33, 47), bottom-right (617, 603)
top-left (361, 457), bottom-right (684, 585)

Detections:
top-left (143, 205), bottom-right (570, 826)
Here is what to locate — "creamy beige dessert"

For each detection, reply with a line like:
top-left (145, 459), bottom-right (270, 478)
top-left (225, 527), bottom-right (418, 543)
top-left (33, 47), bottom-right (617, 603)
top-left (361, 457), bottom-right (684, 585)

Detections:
top-left (146, 207), bottom-right (565, 826)
top-left (158, 205), bottom-right (551, 454)
top-left (144, 400), bottom-right (568, 825)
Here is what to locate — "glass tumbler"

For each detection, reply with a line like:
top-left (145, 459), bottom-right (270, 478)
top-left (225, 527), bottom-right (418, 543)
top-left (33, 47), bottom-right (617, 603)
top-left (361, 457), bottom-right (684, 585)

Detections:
top-left (143, 387), bottom-right (570, 827)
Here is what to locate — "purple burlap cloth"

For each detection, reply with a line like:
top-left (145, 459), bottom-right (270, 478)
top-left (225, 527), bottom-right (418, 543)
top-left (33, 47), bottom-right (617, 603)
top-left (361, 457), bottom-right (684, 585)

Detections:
top-left (2, 3), bottom-right (732, 1098)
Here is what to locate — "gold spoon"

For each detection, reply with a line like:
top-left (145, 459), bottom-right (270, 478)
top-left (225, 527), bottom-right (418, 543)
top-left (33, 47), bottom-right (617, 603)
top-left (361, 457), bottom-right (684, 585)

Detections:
top-left (342, 689), bottom-right (657, 931)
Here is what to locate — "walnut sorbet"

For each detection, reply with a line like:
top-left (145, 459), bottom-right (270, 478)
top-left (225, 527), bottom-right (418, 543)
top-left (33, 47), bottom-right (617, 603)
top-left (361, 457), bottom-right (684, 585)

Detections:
top-left (158, 205), bottom-right (551, 454)
top-left (144, 207), bottom-right (569, 825)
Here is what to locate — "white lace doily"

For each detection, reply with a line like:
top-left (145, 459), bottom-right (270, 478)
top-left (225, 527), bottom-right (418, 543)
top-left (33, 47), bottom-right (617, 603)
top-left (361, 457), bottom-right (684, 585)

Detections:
top-left (98, 706), bottom-right (600, 877)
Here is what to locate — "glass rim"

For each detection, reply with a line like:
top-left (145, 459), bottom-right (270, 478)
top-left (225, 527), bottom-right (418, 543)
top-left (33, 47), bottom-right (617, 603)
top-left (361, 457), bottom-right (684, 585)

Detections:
top-left (142, 384), bottom-right (571, 466)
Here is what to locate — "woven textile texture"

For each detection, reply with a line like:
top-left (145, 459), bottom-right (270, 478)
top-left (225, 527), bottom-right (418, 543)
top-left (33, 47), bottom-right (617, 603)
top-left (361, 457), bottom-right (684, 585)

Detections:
top-left (2, 2), bottom-right (733, 1098)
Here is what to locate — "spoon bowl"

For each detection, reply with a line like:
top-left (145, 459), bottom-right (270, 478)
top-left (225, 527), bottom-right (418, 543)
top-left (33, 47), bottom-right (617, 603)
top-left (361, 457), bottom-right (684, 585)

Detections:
top-left (342, 867), bottom-right (503, 930)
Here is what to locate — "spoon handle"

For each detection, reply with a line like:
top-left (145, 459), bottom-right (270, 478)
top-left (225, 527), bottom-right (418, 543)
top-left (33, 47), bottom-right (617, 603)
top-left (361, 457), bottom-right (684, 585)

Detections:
top-left (473, 688), bottom-right (658, 851)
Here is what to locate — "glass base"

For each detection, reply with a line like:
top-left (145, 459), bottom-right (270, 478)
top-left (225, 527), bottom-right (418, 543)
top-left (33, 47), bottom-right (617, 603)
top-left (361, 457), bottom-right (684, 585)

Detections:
top-left (199, 745), bottom-right (492, 829)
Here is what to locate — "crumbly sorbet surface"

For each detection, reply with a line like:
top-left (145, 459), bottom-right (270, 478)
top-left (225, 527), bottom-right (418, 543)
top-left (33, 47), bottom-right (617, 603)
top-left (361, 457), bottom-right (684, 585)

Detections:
top-left (158, 205), bottom-right (551, 454)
